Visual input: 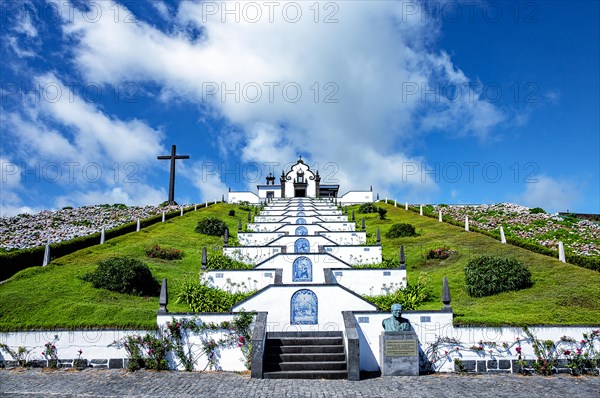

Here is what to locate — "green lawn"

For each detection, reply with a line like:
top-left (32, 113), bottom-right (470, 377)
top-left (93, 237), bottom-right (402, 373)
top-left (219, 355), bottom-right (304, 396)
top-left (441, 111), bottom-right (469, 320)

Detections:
top-left (0, 202), bottom-right (598, 331)
top-left (362, 204), bottom-right (600, 326)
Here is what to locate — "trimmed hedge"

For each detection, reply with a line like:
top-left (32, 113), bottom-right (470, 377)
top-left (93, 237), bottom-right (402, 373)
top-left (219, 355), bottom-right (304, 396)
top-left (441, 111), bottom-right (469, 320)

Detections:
top-left (385, 223), bottom-right (417, 238)
top-left (464, 256), bottom-right (532, 297)
top-left (405, 206), bottom-right (600, 273)
top-left (82, 257), bottom-right (160, 296)
top-left (0, 203), bottom-right (218, 281)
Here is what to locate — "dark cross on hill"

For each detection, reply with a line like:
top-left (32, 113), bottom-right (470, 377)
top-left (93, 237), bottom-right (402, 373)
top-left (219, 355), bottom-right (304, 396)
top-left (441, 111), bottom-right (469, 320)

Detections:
top-left (157, 144), bottom-right (189, 205)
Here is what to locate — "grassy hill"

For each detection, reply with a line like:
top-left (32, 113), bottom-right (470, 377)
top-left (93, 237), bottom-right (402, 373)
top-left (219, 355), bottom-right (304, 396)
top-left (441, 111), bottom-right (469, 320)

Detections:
top-left (0, 202), bottom-right (598, 331)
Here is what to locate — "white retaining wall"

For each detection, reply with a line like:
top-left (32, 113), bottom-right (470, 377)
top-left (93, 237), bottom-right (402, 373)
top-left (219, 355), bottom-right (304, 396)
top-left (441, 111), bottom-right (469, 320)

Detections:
top-left (352, 312), bottom-right (600, 373)
top-left (318, 231), bottom-right (366, 245)
top-left (254, 253), bottom-right (352, 269)
top-left (228, 192), bottom-right (260, 204)
top-left (223, 246), bottom-right (283, 264)
top-left (0, 329), bottom-right (145, 365)
top-left (318, 222), bottom-right (355, 231)
top-left (156, 313), bottom-right (247, 372)
top-left (247, 223), bottom-right (286, 232)
top-left (238, 232), bottom-right (286, 246)
top-left (266, 236), bottom-right (337, 252)
top-left (338, 191), bottom-right (374, 204)
top-left (232, 285), bottom-right (376, 331)
top-left (2, 319), bottom-right (597, 374)
top-left (333, 269), bottom-right (407, 295)
top-left (323, 245), bottom-right (382, 265)
top-left (204, 270), bottom-right (276, 292)
top-left (276, 224), bottom-right (328, 235)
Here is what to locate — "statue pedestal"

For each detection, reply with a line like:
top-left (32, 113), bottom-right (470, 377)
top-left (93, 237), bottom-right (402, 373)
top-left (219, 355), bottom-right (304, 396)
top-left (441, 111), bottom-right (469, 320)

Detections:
top-left (379, 331), bottom-right (419, 376)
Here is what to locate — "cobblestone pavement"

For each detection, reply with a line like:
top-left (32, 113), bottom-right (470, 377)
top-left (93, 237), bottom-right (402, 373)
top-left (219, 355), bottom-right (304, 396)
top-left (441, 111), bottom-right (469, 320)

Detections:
top-left (1, 369), bottom-right (599, 398)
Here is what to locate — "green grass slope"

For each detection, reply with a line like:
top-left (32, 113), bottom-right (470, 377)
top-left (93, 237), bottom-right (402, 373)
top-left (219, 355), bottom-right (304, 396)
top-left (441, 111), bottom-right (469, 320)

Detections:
top-left (0, 203), bottom-right (598, 331)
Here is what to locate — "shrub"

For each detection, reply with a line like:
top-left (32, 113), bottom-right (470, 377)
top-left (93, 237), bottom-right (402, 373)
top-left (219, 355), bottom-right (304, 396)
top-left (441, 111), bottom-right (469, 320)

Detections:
top-left (358, 202), bottom-right (379, 214)
top-left (195, 218), bottom-right (228, 236)
top-left (228, 209), bottom-right (236, 216)
top-left (353, 257), bottom-right (399, 269)
top-left (378, 207), bottom-right (388, 220)
top-left (385, 223), bottom-right (417, 238)
top-left (176, 280), bottom-right (254, 312)
top-left (238, 201), bottom-right (254, 212)
top-left (530, 207), bottom-right (546, 214)
top-left (82, 257), bottom-right (160, 296)
top-left (206, 252), bottom-right (252, 270)
top-left (145, 244), bottom-right (183, 260)
top-left (364, 273), bottom-right (430, 310)
top-left (464, 256), bottom-right (532, 297)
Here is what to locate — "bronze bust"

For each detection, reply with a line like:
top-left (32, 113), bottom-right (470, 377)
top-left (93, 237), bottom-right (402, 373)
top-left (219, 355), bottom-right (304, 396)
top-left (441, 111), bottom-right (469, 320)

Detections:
top-left (382, 303), bottom-right (411, 331)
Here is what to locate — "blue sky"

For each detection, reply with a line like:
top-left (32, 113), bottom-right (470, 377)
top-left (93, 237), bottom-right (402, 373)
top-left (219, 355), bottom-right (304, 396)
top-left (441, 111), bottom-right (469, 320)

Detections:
top-left (1, 0), bottom-right (598, 216)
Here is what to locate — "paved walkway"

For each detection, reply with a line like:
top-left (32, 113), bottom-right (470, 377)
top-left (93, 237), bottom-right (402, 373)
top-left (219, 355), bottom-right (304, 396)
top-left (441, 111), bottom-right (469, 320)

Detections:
top-left (1, 369), bottom-right (599, 398)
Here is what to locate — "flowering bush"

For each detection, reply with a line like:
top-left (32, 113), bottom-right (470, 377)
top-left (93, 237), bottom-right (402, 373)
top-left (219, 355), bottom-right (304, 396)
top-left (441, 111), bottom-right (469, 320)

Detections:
top-left (73, 349), bottom-right (86, 369)
top-left (114, 312), bottom-right (256, 372)
top-left (562, 329), bottom-right (600, 375)
top-left (117, 333), bottom-right (170, 371)
top-left (42, 341), bottom-right (58, 368)
top-left (426, 247), bottom-right (455, 260)
top-left (145, 244), bottom-right (183, 260)
top-left (426, 328), bottom-right (600, 376)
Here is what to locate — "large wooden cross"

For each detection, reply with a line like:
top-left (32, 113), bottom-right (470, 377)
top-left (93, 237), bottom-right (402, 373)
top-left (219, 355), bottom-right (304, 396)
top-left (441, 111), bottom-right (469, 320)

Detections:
top-left (157, 144), bottom-right (189, 204)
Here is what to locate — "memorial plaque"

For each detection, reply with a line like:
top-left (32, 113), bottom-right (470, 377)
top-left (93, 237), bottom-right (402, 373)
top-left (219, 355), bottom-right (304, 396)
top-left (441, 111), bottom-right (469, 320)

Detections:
top-left (385, 340), bottom-right (417, 357)
top-left (379, 331), bottom-right (420, 376)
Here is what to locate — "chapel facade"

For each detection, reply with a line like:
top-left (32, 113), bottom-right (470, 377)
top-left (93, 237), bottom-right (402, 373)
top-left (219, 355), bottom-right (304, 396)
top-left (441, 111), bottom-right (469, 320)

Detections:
top-left (228, 157), bottom-right (373, 204)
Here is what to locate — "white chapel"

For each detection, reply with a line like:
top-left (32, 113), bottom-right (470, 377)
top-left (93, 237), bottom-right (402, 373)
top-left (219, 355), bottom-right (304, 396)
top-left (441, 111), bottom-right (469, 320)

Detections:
top-left (228, 157), bottom-right (374, 204)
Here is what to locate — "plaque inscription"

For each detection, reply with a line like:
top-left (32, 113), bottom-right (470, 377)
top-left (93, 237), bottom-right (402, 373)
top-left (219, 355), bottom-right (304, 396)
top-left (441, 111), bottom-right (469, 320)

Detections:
top-left (384, 340), bottom-right (417, 357)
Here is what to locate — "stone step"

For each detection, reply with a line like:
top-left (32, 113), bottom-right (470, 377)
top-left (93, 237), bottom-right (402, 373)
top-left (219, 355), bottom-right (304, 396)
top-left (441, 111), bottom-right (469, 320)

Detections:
top-left (266, 345), bottom-right (344, 354)
top-left (265, 360), bottom-right (347, 372)
top-left (267, 331), bottom-right (343, 338)
top-left (266, 337), bottom-right (344, 346)
top-left (263, 370), bottom-right (348, 379)
top-left (265, 352), bottom-right (346, 362)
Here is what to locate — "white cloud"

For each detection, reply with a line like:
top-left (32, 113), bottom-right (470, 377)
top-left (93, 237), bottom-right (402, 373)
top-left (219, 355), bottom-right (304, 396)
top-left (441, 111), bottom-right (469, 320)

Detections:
top-left (3, 73), bottom-right (164, 168)
top-left (518, 175), bottom-right (580, 213)
top-left (6, 36), bottom-right (36, 58)
top-left (51, 0), bottom-right (507, 201)
top-left (53, 184), bottom-right (166, 209)
top-left (1, 72), bottom-right (168, 212)
top-left (189, 161), bottom-right (230, 202)
top-left (0, 156), bottom-right (45, 217)
top-left (14, 11), bottom-right (38, 38)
